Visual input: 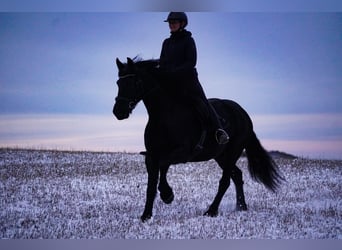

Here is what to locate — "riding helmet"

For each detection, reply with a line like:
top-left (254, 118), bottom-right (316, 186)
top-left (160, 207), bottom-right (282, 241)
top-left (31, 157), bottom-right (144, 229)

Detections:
top-left (164, 12), bottom-right (188, 27)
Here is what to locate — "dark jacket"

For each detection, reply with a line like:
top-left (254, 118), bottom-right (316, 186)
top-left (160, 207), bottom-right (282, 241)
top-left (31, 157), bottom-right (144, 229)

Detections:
top-left (159, 30), bottom-right (197, 74)
top-left (158, 30), bottom-right (201, 97)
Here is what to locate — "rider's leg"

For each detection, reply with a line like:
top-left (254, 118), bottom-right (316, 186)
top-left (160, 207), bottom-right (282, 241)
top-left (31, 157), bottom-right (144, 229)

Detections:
top-left (189, 97), bottom-right (209, 150)
top-left (188, 79), bottom-right (229, 145)
top-left (159, 70), bottom-right (229, 145)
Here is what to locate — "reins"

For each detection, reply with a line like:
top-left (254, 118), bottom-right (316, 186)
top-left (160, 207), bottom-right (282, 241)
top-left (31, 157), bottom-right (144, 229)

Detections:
top-left (118, 72), bottom-right (159, 101)
top-left (119, 74), bottom-right (136, 79)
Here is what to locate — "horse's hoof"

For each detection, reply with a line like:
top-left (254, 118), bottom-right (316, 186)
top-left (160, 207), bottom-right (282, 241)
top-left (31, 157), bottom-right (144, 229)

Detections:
top-left (140, 213), bottom-right (152, 222)
top-left (203, 209), bottom-right (218, 217)
top-left (161, 192), bottom-right (174, 204)
top-left (236, 203), bottom-right (247, 211)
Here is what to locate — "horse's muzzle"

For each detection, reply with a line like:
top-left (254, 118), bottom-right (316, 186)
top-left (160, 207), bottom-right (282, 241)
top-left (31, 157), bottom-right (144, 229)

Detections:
top-left (113, 104), bottom-right (129, 120)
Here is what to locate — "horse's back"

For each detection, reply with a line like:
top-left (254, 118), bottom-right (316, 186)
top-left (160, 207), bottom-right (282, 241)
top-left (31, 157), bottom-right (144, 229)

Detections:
top-left (209, 98), bottom-right (252, 121)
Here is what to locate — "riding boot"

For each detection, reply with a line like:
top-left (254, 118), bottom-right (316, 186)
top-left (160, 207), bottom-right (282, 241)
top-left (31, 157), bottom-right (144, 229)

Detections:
top-left (190, 97), bottom-right (210, 152)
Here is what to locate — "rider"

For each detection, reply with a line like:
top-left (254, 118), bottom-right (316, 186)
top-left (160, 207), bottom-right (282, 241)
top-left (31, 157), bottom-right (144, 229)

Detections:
top-left (158, 12), bottom-right (229, 148)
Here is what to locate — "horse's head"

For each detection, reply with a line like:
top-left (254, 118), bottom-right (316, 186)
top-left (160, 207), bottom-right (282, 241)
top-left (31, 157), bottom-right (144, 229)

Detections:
top-left (113, 57), bottom-right (144, 120)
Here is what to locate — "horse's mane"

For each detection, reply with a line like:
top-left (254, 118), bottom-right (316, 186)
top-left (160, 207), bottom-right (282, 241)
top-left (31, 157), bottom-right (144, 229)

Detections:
top-left (131, 56), bottom-right (160, 70)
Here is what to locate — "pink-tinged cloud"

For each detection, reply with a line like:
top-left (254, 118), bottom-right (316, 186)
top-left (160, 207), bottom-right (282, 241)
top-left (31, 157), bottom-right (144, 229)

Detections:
top-left (1, 113), bottom-right (341, 159)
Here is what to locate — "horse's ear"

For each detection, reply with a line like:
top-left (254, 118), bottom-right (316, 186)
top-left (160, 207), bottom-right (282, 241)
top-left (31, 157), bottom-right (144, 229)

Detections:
top-left (127, 57), bottom-right (134, 67)
top-left (116, 58), bottom-right (124, 70)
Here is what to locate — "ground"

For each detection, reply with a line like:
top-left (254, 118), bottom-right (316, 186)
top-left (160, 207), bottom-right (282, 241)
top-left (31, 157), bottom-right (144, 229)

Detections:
top-left (0, 148), bottom-right (341, 239)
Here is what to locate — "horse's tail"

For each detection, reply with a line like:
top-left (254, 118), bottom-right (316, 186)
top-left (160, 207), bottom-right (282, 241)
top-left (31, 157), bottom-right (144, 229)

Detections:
top-left (245, 131), bottom-right (284, 192)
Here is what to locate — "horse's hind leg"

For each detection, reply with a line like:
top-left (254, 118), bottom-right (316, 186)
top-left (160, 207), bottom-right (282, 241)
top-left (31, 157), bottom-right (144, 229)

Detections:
top-left (204, 154), bottom-right (234, 217)
top-left (204, 163), bottom-right (231, 217)
top-left (205, 146), bottom-right (246, 217)
top-left (231, 166), bottom-right (247, 211)
top-left (158, 165), bottom-right (174, 204)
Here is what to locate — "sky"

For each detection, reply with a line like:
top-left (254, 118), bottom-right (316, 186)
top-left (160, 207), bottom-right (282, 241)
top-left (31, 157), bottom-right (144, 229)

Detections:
top-left (1, 0), bottom-right (342, 11)
top-left (0, 12), bottom-right (342, 159)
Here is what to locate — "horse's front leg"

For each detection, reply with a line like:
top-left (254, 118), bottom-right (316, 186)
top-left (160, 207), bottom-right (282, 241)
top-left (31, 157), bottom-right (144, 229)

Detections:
top-left (158, 165), bottom-right (174, 204)
top-left (141, 156), bottom-right (159, 222)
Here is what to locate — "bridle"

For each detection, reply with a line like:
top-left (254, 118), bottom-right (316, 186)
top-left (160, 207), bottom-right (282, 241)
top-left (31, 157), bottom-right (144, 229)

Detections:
top-left (115, 66), bottom-right (160, 113)
top-left (115, 73), bottom-right (144, 111)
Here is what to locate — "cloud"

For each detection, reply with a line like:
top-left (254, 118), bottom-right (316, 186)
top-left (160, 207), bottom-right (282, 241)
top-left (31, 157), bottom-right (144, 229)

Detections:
top-left (0, 114), bottom-right (147, 152)
top-left (1, 113), bottom-right (341, 159)
top-left (1, 13), bottom-right (341, 115)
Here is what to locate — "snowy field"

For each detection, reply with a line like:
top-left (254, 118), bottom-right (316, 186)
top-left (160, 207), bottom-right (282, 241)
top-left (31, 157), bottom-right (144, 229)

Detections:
top-left (0, 148), bottom-right (341, 239)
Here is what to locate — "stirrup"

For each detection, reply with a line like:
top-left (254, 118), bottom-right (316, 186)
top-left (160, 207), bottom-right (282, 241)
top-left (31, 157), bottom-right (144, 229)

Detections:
top-left (215, 129), bottom-right (229, 144)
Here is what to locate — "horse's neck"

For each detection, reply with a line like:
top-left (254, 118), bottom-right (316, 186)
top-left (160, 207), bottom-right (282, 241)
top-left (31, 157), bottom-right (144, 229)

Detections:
top-left (139, 74), bottom-right (164, 117)
top-left (140, 72), bottom-right (174, 118)
top-left (142, 90), bottom-right (164, 117)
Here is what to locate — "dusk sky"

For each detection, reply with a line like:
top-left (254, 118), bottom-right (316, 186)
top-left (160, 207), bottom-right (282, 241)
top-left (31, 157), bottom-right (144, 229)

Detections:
top-left (1, 11), bottom-right (342, 159)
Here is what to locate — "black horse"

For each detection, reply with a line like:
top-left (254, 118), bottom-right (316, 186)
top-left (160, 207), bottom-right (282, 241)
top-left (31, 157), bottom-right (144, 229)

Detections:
top-left (113, 57), bottom-right (283, 222)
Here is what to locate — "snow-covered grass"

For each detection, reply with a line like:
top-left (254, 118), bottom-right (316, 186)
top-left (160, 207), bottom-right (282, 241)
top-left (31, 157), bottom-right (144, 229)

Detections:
top-left (0, 148), bottom-right (341, 239)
